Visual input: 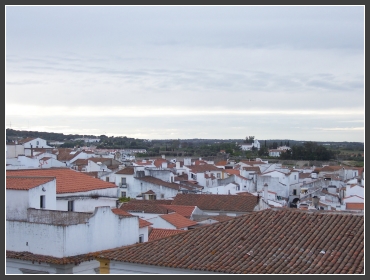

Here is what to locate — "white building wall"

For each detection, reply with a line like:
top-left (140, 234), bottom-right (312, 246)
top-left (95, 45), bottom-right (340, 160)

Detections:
top-left (6, 207), bottom-right (139, 258)
top-left (6, 190), bottom-right (29, 220)
top-left (138, 227), bottom-right (149, 243)
top-left (23, 138), bottom-right (52, 149)
top-left (145, 216), bottom-right (176, 229)
top-left (6, 180), bottom-right (57, 220)
top-left (126, 179), bottom-right (179, 200)
top-left (56, 188), bottom-right (118, 212)
top-left (6, 144), bottom-right (25, 159)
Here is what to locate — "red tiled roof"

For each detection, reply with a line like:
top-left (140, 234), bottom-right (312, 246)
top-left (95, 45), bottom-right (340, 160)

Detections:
top-left (236, 192), bottom-right (255, 196)
top-left (120, 203), bottom-right (175, 214)
top-left (97, 209), bottom-right (364, 274)
top-left (136, 176), bottom-right (182, 191)
top-left (139, 218), bottom-right (152, 228)
top-left (6, 176), bottom-right (55, 190)
top-left (215, 160), bottom-right (228, 166)
top-left (346, 203), bottom-right (364, 210)
top-left (224, 169), bottom-right (240, 175)
top-left (159, 212), bottom-right (198, 229)
top-left (116, 167), bottom-right (135, 175)
top-left (242, 166), bottom-right (261, 173)
top-left (148, 228), bottom-right (185, 242)
top-left (186, 164), bottom-right (223, 173)
top-left (111, 208), bottom-right (132, 217)
top-left (160, 205), bottom-right (196, 218)
top-left (112, 208), bottom-right (152, 228)
top-left (171, 193), bottom-right (258, 212)
top-left (6, 251), bottom-right (96, 265)
top-left (321, 166), bottom-right (344, 172)
top-left (6, 168), bottom-right (116, 194)
top-left (17, 137), bottom-right (35, 144)
top-left (239, 160), bottom-right (265, 165)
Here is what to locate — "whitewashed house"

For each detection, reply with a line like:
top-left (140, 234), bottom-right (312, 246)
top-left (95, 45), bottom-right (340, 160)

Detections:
top-left (6, 174), bottom-right (143, 274)
top-left (19, 137), bottom-right (53, 149)
top-left (6, 168), bottom-right (118, 213)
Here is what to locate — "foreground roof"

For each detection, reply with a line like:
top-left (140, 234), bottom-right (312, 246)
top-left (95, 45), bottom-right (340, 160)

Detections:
top-left (6, 168), bottom-right (116, 194)
top-left (97, 209), bottom-right (364, 274)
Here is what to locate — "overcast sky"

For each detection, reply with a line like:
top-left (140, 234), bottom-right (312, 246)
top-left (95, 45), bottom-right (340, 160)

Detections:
top-left (5, 6), bottom-right (364, 142)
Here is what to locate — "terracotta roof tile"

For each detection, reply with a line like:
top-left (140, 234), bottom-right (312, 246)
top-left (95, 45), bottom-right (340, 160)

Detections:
top-left (6, 251), bottom-right (96, 265)
top-left (112, 208), bottom-right (152, 228)
top-left (160, 205), bottom-right (196, 218)
top-left (160, 212), bottom-right (198, 229)
top-left (186, 164), bottom-right (223, 173)
top-left (171, 193), bottom-right (258, 212)
top-left (120, 202), bottom-right (175, 214)
top-left (116, 167), bottom-right (135, 175)
top-left (148, 228), bottom-right (185, 242)
top-left (97, 209), bottom-right (364, 274)
top-left (6, 168), bottom-right (116, 194)
top-left (6, 176), bottom-right (55, 190)
top-left (136, 176), bottom-right (182, 191)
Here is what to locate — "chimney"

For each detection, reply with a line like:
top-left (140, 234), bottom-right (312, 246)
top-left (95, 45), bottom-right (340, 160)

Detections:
top-left (30, 144), bottom-right (33, 157)
top-left (263, 183), bottom-right (268, 199)
top-left (176, 161), bottom-right (180, 169)
top-left (312, 196), bottom-right (319, 209)
top-left (162, 155), bottom-right (165, 159)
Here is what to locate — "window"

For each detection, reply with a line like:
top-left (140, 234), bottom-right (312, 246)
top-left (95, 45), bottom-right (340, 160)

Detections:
top-left (217, 173), bottom-right (221, 179)
top-left (139, 234), bottom-right (144, 243)
top-left (121, 177), bottom-right (126, 184)
top-left (121, 191), bottom-right (126, 198)
top-left (68, 201), bottom-right (74, 211)
top-left (161, 194), bottom-right (164, 199)
top-left (106, 176), bottom-right (109, 182)
top-left (36, 141), bottom-right (39, 145)
top-left (293, 189), bottom-right (297, 195)
top-left (40, 195), bottom-right (45, 209)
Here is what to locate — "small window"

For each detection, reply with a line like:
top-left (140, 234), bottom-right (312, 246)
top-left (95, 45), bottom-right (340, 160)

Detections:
top-left (293, 189), bottom-right (297, 195)
top-left (161, 194), bottom-right (164, 199)
top-left (139, 234), bottom-right (144, 243)
top-left (121, 191), bottom-right (126, 198)
top-left (68, 201), bottom-right (74, 211)
top-left (217, 173), bottom-right (221, 179)
top-left (121, 177), bottom-right (126, 184)
top-left (40, 195), bottom-right (45, 209)
top-left (106, 176), bottom-right (109, 182)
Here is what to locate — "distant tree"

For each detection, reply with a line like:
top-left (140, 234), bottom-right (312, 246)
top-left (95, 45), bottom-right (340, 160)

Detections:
top-left (272, 142), bottom-right (278, 149)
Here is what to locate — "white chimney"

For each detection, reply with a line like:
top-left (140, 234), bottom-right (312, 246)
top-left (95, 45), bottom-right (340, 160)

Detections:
top-left (161, 162), bottom-right (168, 168)
top-left (184, 158), bottom-right (191, 166)
top-left (263, 183), bottom-right (268, 199)
top-left (162, 155), bottom-right (165, 159)
top-left (176, 162), bottom-right (180, 169)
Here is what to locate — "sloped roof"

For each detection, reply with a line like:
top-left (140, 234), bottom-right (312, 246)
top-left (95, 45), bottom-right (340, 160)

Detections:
top-left (148, 228), bottom-right (185, 242)
top-left (171, 193), bottom-right (258, 212)
top-left (6, 176), bottom-right (55, 190)
top-left (6, 251), bottom-right (96, 265)
top-left (96, 208), bottom-right (364, 274)
top-left (6, 168), bottom-right (116, 194)
top-left (159, 212), bottom-right (198, 229)
top-left (136, 176), bottom-right (182, 191)
top-left (116, 167), bottom-right (135, 175)
top-left (159, 205), bottom-right (196, 218)
top-left (111, 208), bottom-right (152, 228)
top-left (186, 164), bottom-right (223, 173)
top-left (120, 203), bottom-right (175, 214)
top-left (17, 137), bottom-right (35, 144)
